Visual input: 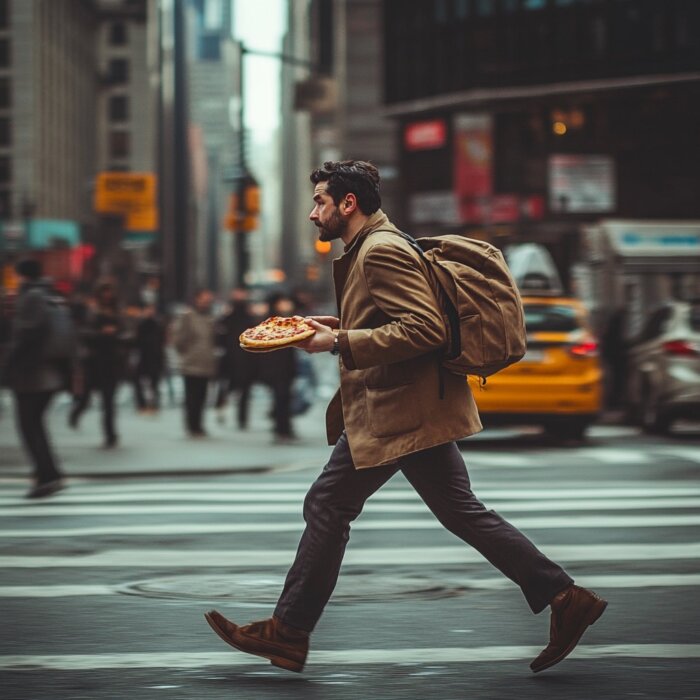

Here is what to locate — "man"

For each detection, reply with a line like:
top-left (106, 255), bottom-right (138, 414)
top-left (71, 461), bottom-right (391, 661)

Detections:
top-left (173, 288), bottom-right (216, 437)
top-left (3, 259), bottom-right (67, 498)
top-left (204, 161), bottom-right (607, 675)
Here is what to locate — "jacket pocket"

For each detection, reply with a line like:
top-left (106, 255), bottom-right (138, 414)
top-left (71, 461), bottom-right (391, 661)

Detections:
top-left (366, 384), bottom-right (421, 438)
top-left (363, 360), bottom-right (413, 389)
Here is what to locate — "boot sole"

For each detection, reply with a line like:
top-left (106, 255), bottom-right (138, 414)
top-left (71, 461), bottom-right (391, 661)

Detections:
top-left (531, 598), bottom-right (608, 673)
top-left (203, 612), bottom-right (305, 673)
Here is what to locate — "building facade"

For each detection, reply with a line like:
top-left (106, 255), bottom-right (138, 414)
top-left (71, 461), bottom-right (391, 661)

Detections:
top-left (280, 0), bottom-right (400, 300)
top-left (383, 0), bottom-right (700, 323)
top-left (1, 0), bottom-right (96, 284)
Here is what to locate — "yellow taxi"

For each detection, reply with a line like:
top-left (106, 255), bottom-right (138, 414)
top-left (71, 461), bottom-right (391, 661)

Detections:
top-left (468, 295), bottom-right (603, 440)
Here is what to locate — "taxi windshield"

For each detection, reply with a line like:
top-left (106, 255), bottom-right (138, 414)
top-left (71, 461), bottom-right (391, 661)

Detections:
top-left (524, 304), bottom-right (580, 333)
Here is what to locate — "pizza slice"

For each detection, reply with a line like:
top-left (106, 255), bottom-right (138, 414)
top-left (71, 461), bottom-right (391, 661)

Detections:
top-left (239, 315), bottom-right (316, 350)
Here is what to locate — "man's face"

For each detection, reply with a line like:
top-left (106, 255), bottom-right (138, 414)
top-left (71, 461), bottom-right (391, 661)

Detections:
top-left (310, 182), bottom-right (347, 242)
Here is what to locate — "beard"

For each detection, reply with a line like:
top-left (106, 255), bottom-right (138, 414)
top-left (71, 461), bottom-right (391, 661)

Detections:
top-left (316, 207), bottom-right (347, 242)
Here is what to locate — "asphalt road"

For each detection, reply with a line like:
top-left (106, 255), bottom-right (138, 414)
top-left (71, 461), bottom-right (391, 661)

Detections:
top-left (2, 424), bottom-right (700, 700)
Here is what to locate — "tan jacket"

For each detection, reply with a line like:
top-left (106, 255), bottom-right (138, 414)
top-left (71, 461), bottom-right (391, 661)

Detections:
top-left (173, 308), bottom-right (217, 378)
top-left (326, 210), bottom-right (482, 468)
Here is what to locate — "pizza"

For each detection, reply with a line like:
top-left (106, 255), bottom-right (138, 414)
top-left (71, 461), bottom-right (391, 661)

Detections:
top-left (239, 315), bottom-right (316, 350)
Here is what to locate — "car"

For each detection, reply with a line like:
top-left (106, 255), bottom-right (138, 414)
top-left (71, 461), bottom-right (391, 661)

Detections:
top-left (468, 295), bottom-right (603, 440)
top-left (625, 300), bottom-right (700, 434)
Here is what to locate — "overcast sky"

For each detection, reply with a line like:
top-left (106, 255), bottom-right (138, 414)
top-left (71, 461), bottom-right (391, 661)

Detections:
top-left (234, 0), bottom-right (288, 135)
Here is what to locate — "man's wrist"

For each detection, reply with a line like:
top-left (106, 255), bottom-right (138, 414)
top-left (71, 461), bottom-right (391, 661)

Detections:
top-left (329, 331), bottom-right (340, 355)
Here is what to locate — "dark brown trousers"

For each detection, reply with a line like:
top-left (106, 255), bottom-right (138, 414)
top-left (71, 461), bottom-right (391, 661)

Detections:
top-left (274, 432), bottom-right (573, 632)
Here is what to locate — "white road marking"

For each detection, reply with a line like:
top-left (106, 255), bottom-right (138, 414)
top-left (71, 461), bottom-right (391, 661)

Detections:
top-left (2, 645), bottom-right (700, 670)
top-left (2, 497), bottom-right (700, 517)
top-left (575, 448), bottom-right (653, 464)
top-left (2, 543), bottom-right (699, 568)
top-left (3, 486), bottom-right (700, 505)
top-left (660, 447), bottom-right (700, 464)
top-left (1, 479), bottom-right (695, 495)
top-left (1, 574), bottom-right (699, 598)
top-left (2, 513), bottom-right (700, 539)
top-left (0, 585), bottom-right (114, 597)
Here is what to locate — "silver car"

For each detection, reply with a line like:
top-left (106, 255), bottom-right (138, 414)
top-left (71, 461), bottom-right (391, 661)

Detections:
top-left (626, 301), bottom-right (700, 433)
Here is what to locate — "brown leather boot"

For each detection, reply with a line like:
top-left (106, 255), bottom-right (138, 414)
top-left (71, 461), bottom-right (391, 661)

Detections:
top-left (204, 611), bottom-right (309, 672)
top-left (530, 585), bottom-right (608, 673)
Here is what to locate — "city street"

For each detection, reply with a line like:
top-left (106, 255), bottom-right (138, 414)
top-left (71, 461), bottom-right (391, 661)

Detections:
top-left (1, 396), bottom-right (699, 700)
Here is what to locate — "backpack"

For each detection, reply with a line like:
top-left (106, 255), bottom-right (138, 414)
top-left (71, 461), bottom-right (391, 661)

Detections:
top-left (43, 295), bottom-right (78, 362)
top-left (397, 232), bottom-right (527, 380)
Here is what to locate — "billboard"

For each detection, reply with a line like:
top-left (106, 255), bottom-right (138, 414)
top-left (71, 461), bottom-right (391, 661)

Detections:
top-left (549, 155), bottom-right (615, 213)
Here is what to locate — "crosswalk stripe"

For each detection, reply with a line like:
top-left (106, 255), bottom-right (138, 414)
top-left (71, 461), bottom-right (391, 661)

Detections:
top-left (1, 574), bottom-right (699, 598)
top-left (3, 497), bottom-right (700, 517)
top-left (2, 543), bottom-right (699, 568)
top-left (3, 486), bottom-right (700, 505)
top-left (1, 479), bottom-right (697, 495)
top-left (2, 645), bottom-right (700, 670)
top-left (2, 513), bottom-right (700, 539)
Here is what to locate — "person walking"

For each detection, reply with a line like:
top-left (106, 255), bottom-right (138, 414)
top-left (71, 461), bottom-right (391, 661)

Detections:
top-left (69, 280), bottom-right (129, 448)
top-left (214, 288), bottom-right (258, 429)
top-left (134, 302), bottom-right (166, 413)
top-left (259, 292), bottom-right (299, 443)
top-left (2, 259), bottom-right (68, 498)
top-left (204, 160), bottom-right (607, 675)
top-left (173, 288), bottom-right (217, 437)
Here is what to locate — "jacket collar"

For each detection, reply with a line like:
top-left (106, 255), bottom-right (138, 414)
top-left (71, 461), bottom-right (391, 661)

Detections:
top-left (333, 210), bottom-right (400, 315)
top-left (341, 209), bottom-right (392, 254)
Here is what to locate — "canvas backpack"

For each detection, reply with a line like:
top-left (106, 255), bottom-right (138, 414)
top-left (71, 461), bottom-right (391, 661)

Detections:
top-left (396, 232), bottom-right (527, 380)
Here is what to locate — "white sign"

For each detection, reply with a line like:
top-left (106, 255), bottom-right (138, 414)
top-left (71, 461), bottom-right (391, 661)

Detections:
top-left (409, 191), bottom-right (460, 226)
top-left (549, 155), bottom-right (615, 213)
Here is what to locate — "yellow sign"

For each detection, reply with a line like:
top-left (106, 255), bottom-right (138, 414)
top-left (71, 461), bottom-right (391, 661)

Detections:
top-left (94, 173), bottom-right (156, 211)
top-left (126, 206), bottom-right (159, 232)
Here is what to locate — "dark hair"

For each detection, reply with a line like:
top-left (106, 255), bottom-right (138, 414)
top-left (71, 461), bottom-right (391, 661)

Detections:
top-left (15, 258), bottom-right (42, 280)
top-left (310, 160), bottom-right (381, 215)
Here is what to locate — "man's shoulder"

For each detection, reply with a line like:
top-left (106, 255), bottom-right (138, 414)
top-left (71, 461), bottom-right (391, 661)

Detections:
top-left (360, 229), bottom-right (420, 265)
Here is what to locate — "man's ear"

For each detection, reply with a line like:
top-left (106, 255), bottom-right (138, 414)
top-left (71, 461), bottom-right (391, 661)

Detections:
top-left (342, 193), bottom-right (357, 215)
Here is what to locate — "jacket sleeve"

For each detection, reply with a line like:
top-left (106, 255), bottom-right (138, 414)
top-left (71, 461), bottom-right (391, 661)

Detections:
top-left (339, 241), bottom-right (447, 370)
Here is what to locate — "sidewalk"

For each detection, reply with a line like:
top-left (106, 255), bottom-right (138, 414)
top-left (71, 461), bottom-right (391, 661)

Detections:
top-left (0, 356), bottom-right (341, 480)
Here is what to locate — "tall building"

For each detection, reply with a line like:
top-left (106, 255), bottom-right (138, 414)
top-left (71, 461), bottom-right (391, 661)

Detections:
top-left (1, 0), bottom-right (96, 281)
top-left (382, 0), bottom-right (700, 329)
top-left (281, 0), bottom-right (400, 297)
top-left (186, 0), bottom-right (238, 293)
top-left (0, 0), bottom-right (157, 293)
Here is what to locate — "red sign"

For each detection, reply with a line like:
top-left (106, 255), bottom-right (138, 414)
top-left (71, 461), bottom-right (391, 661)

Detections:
top-left (404, 120), bottom-right (447, 151)
top-left (453, 114), bottom-right (493, 222)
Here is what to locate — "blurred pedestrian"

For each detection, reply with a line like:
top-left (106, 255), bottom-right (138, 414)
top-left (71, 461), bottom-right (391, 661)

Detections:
top-left (69, 280), bottom-right (129, 448)
top-left (134, 302), bottom-right (166, 413)
top-left (259, 293), bottom-right (298, 442)
top-left (204, 160), bottom-right (607, 675)
top-left (215, 288), bottom-right (258, 429)
top-left (173, 288), bottom-right (216, 437)
top-left (1, 259), bottom-right (69, 498)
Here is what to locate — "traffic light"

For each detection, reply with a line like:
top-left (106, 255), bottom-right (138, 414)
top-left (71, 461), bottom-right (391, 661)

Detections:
top-left (223, 177), bottom-right (260, 233)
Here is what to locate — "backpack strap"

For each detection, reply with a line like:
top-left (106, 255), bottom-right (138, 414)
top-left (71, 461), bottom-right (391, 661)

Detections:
top-left (370, 228), bottom-right (448, 400)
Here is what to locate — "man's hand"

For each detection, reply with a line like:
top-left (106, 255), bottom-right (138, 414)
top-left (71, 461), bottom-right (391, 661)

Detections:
top-left (296, 319), bottom-right (337, 354)
top-left (305, 315), bottom-right (339, 329)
